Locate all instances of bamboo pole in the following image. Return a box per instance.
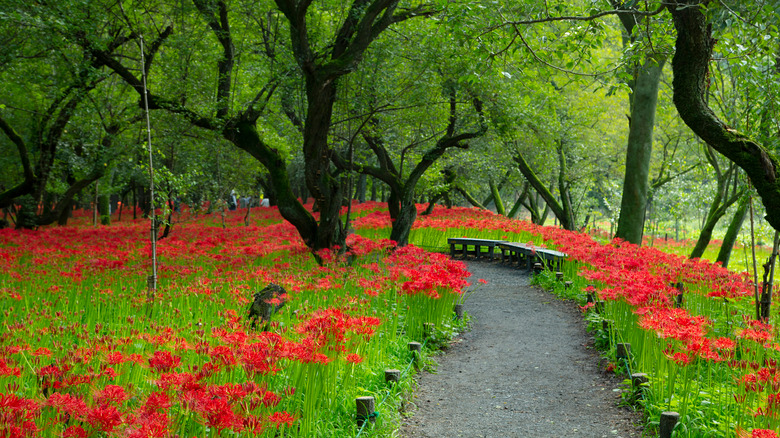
[750,197,759,320]
[140,36,158,314]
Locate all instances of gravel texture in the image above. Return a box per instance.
[400,259,644,438]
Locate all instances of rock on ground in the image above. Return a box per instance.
[400,259,644,438]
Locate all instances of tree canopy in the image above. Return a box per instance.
[2,0,780,259]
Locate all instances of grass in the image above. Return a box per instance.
[3,201,780,437]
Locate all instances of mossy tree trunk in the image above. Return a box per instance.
[614,56,666,244]
[667,1,780,232]
[513,141,575,230]
[690,148,744,259]
[716,195,749,268]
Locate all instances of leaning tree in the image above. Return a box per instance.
[80,0,435,255]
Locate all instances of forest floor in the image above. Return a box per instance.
[399,259,645,438]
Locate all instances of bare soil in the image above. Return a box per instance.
[400,259,645,438]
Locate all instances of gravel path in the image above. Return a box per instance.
[400,259,643,438]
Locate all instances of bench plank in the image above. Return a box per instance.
[447,238,505,260]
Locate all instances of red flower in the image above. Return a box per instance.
[148,350,181,373]
[62,425,88,438]
[0,358,21,377]
[93,384,129,406]
[752,429,779,438]
[143,391,171,413]
[267,411,296,428]
[48,392,88,421]
[86,404,124,433]
[346,353,363,364]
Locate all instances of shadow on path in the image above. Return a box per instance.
[400,260,643,438]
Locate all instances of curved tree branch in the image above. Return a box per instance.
[668,0,780,230]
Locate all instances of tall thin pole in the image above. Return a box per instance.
[750,196,759,320]
[140,36,157,312]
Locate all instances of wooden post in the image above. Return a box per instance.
[631,372,649,401]
[616,343,631,359]
[533,263,543,274]
[659,411,680,438]
[631,373,648,388]
[564,281,573,289]
[596,300,605,314]
[454,304,464,320]
[555,271,564,281]
[409,342,422,368]
[356,396,376,428]
[385,369,400,385]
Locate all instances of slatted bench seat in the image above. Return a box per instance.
[447,238,505,260]
[498,242,568,271]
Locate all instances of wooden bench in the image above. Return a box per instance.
[498,242,568,271]
[447,238,505,260]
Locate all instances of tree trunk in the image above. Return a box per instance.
[668,1,780,231]
[690,185,743,259]
[760,231,780,322]
[389,201,417,247]
[716,195,749,268]
[690,209,723,259]
[507,194,525,219]
[227,121,319,248]
[355,173,367,203]
[514,153,574,230]
[489,179,506,215]
[301,80,346,252]
[455,187,486,209]
[614,56,666,244]
[556,142,576,230]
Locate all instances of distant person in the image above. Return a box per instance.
[229,190,237,211]
[260,197,270,207]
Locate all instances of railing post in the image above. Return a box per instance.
[356,396,376,428]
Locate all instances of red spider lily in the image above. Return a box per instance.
[261,390,282,408]
[0,393,40,437]
[296,308,381,354]
[738,328,774,345]
[47,392,88,421]
[209,345,238,367]
[712,337,737,351]
[738,374,762,392]
[194,396,241,433]
[346,353,363,364]
[267,410,296,428]
[241,414,267,434]
[62,425,88,438]
[125,411,171,438]
[0,358,21,377]
[663,349,692,367]
[154,371,202,392]
[207,383,248,404]
[142,391,171,413]
[148,350,182,373]
[92,384,129,407]
[751,428,780,438]
[579,302,596,313]
[86,404,124,433]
